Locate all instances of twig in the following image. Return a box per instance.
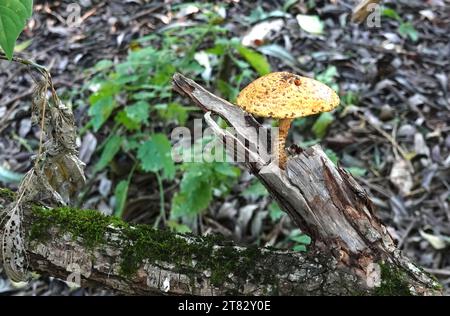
[358,113,413,169]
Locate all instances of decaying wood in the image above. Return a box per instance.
[0,191,369,295]
[0,74,442,296]
[172,73,441,295]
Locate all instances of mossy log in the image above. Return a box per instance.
[0,189,376,295]
[0,74,442,295]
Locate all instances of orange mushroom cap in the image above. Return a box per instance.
[236,72,340,119]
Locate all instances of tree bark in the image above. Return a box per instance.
[0,189,372,295]
[0,74,442,296]
[172,73,442,295]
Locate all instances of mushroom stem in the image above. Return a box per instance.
[277,118,293,169]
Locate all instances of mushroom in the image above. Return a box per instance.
[236,71,340,169]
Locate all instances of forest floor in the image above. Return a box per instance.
[0,0,449,295]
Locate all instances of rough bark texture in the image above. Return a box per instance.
[0,189,369,296]
[172,73,442,295]
[0,74,442,295]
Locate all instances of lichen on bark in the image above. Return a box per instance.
[28,205,283,292]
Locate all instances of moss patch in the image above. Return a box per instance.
[30,205,125,248]
[374,263,412,296]
[0,188,16,200]
[29,206,278,291]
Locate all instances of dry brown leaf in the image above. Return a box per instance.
[389,159,413,196]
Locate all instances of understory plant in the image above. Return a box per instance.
[84,3,271,229]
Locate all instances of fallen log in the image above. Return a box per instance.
[0,189,373,295]
[0,74,442,295]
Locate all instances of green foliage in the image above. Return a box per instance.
[85,3,274,223]
[171,161,240,218]
[342,91,359,107]
[0,0,33,60]
[236,44,271,76]
[382,7,419,42]
[398,22,418,42]
[114,180,129,218]
[381,8,402,21]
[242,180,268,199]
[315,65,338,92]
[289,229,311,252]
[346,166,367,177]
[0,165,23,184]
[325,149,339,165]
[268,201,284,222]
[94,135,123,172]
[312,112,334,139]
[137,134,175,180]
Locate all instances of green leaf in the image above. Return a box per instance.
[88,82,119,131]
[171,182,212,218]
[217,79,240,102]
[291,234,311,245]
[312,112,334,139]
[296,14,324,34]
[137,134,175,180]
[269,201,284,222]
[257,44,297,66]
[95,135,123,172]
[157,102,189,125]
[0,0,33,60]
[115,111,140,131]
[316,66,338,90]
[0,165,23,184]
[243,181,268,199]
[94,59,114,72]
[167,220,192,234]
[213,163,240,178]
[125,101,149,125]
[13,38,31,52]
[114,180,129,218]
[398,22,419,42]
[171,161,239,218]
[236,45,271,76]
[381,8,401,21]
[292,244,307,252]
[325,149,339,165]
[345,166,367,177]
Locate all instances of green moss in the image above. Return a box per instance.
[374,263,412,296]
[29,206,276,290]
[0,188,16,199]
[30,205,126,248]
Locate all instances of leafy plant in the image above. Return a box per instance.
[398,22,418,42]
[268,201,284,222]
[0,0,33,60]
[288,229,311,252]
[85,4,269,223]
[171,161,240,219]
[312,112,334,139]
[242,180,268,200]
[315,65,338,92]
[382,7,419,42]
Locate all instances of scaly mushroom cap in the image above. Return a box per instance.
[236,72,340,119]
